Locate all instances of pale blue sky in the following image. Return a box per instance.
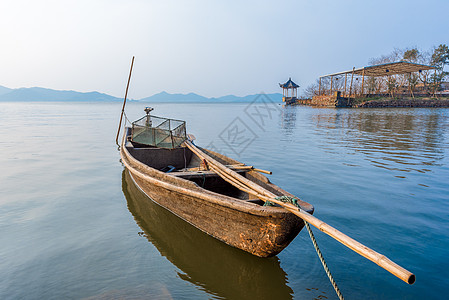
[1,0,448,98]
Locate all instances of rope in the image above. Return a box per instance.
[184,141,345,297]
[123,111,132,125]
[270,196,344,300]
[183,147,187,170]
[305,222,344,300]
[117,111,132,151]
[263,195,299,207]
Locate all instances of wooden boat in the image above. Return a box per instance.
[122,169,294,298]
[120,111,314,257]
[116,60,415,287]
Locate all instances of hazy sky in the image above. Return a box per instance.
[1,0,448,99]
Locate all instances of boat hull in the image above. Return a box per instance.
[122,169,295,298]
[120,132,314,257]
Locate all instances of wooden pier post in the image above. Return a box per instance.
[319,77,322,96]
[349,67,355,98]
[330,76,333,95]
[344,73,347,97]
[361,68,365,96]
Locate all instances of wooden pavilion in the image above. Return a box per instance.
[279,78,299,104]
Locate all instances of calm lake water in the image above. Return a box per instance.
[1,101,448,299]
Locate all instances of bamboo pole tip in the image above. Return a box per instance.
[407,274,416,285]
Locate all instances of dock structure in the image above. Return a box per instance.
[314,61,436,107]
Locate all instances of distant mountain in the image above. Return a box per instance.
[0,85,12,96]
[0,85,283,103]
[139,91,283,103]
[213,93,283,103]
[0,87,122,102]
[139,91,209,102]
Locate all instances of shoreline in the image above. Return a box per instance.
[355,97,449,108]
[288,94,449,108]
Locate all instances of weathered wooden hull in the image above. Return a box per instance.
[122,169,294,298]
[120,132,314,257]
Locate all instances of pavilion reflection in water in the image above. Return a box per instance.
[121,170,294,300]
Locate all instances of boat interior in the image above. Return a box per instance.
[124,128,280,205]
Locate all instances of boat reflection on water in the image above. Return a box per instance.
[122,170,294,299]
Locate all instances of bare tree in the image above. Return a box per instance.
[417,49,433,95]
[387,76,398,97]
[365,76,377,95]
[303,80,320,98]
[402,48,422,96]
[368,49,406,96]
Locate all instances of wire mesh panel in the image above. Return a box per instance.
[131,115,187,149]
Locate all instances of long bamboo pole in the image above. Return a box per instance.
[184,140,415,285]
[116,56,135,146]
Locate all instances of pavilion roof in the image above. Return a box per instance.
[319,61,436,78]
[279,77,299,88]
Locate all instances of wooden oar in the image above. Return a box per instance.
[227,165,272,175]
[183,164,272,175]
[184,140,415,285]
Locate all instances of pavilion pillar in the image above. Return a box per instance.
[409,73,415,99]
[361,69,365,96]
[349,67,355,98]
